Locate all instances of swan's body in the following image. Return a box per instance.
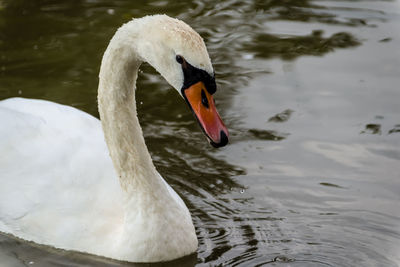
[0,15,228,262]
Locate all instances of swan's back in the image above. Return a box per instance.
[0,98,124,252]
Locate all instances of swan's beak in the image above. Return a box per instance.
[183,81,229,148]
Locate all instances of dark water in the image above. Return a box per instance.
[1,0,400,266]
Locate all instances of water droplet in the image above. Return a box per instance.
[240,189,245,194]
[140,101,143,105]
[107,9,114,15]
[242,54,254,60]
[29,262,34,265]
[18,90,22,95]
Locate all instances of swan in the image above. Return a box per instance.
[0,14,228,263]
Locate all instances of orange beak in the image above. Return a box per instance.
[183,82,229,147]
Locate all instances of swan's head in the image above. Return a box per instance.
[133,15,229,148]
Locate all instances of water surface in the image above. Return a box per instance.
[0,0,399,266]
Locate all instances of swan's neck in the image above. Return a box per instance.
[94,16,199,262]
[97,27,164,195]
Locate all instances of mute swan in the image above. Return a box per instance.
[0,15,228,263]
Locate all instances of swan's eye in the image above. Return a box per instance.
[201,89,209,108]
[176,55,184,64]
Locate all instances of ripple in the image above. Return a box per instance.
[388,124,400,134]
[361,123,382,134]
[319,182,344,189]
[268,109,294,123]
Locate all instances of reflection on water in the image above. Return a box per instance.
[0,233,197,267]
[268,109,293,122]
[244,30,360,60]
[389,125,400,134]
[361,123,382,135]
[1,0,400,266]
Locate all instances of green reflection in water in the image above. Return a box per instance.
[246,30,360,60]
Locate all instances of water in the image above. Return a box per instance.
[1,0,400,266]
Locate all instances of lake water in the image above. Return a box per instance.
[0,0,399,266]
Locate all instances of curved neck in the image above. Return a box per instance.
[97,27,162,194]
[93,17,199,261]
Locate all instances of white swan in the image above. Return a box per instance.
[0,15,228,263]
